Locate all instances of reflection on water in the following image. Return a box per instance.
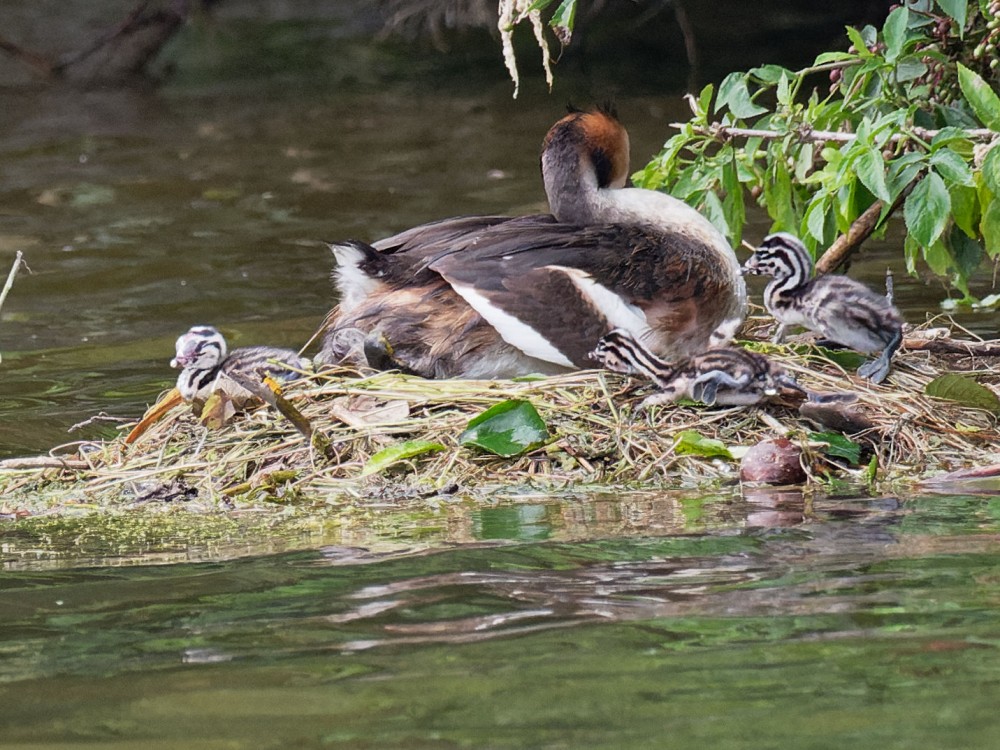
[0,491,999,748]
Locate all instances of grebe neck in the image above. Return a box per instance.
[540,107,630,225]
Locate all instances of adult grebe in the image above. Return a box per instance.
[317,106,747,378]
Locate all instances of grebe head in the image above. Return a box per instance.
[541,105,630,224]
[743,232,814,280]
[171,325,227,370]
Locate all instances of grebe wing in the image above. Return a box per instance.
[372,215,534,256]
[428,223,660,367]
[335,214,557,288]
[429,221,743,367]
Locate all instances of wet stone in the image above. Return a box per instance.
[739,437,807,485]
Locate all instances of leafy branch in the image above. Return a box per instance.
[497,0,701,96]
[635,0,1000,301]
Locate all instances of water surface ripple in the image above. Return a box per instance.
[1,491,999,748]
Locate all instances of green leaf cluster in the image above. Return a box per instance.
[634,0,1000,301]
[360,398,552,475]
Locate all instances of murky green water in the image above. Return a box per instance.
[2,490,1000,748]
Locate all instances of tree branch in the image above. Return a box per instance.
[0,250,25,317]
[673,122,999,144]
[903,335,1000,358]
[0,36,56,76]
[672,1,699,93]
[0,1,189,83]
[815,180,915,274]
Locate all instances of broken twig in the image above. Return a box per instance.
[0,250,26,365]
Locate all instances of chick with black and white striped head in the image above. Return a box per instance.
[591,328,852,408]
[170,325,305,404]
[590,328,787,407]
[743,233,903,384]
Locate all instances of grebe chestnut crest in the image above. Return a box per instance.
[318,106,747,378]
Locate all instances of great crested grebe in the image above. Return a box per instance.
[743,233,904,384]
[171,325,306,404]
[591,327,854,408]
[317,106,747,379]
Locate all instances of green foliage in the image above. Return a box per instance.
[459,399,550,457]
[634,0,1000,301]
[499,0,578,95]
[361,440,446,476]
[671,430,734,460]
[809,432,863,464]
[924,372,1000,412]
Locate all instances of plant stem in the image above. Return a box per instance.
[674,123,998,144]
[0,250,24,317]
[815,180,915,274]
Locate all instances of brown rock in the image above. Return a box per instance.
[739,438,807,485]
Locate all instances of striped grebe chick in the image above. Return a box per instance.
[591,328,791,407]
[591,327,854,409]
[743,233,904,384]
[171,325,305,404]
[317,105,747,379]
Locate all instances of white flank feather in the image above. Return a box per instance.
[445,282,575,367]
[546,265,650,336]
[331,243,381,314]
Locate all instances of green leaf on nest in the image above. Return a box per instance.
[672,430,734,460]
[788,343,867,370]
[361,440,446,476]
[925,374,1000,414]
[460,399,550,457]
[810,432,862,465]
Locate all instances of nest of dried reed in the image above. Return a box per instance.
[2,317,999,510]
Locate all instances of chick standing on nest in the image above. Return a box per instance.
[742,233,904,384]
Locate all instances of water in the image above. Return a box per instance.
[2,490,1000,748]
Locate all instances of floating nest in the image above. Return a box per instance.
[2,317,999,513]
